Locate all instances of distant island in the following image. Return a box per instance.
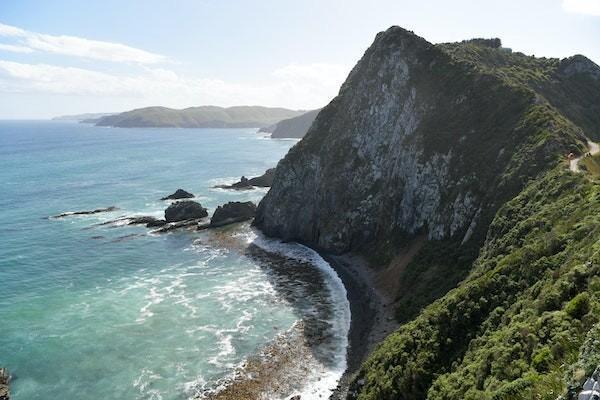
[259,108,321,138]
[52,113,116,123]
[92,106,304,128]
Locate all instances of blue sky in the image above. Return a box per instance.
[0,0,598,119]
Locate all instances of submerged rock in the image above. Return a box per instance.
[215,169,275,190]
[127,216,167,227]
[164,201,208,222]
[50,206,119,219]
[146,218,168,227]
[161,189,194,200]
[210,201,257,227]
[153,219,209,233]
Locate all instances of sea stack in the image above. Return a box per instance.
[164,201,208,222]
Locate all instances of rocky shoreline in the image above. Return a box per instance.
[320,253,399,400]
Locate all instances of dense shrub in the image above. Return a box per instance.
[352,168,600,400]
[565,293,591,319]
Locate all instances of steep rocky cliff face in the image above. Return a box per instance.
[255,27,585,256]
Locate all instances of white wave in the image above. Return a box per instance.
[133,368,164,400]
[208,331,236,368]
[207,176,239,187]
[212,274,277,313]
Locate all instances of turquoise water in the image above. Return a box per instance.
[0,121,349,400]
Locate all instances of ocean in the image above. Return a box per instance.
[0,121,350,400]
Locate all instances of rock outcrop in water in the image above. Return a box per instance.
[210,201,256,227]
[161,189,194,200]
[215,169,275,190]
[164,201,208,222]
[127,216,167,227]
[50,206,119,219]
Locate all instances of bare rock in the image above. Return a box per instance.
[164,201,208,222]
[210,201,257,227]
[127,216,167,227]
[215,169,275,190]
[161,189,194,200]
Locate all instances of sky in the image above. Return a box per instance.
[0,0,598,119]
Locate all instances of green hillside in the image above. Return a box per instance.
[95,105,303,128]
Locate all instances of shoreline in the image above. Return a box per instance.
[319,253,399,400]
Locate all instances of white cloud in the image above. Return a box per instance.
[0,22,166,64]
[0,23,350,114]
[563,0,600,16]
[0,43,33,53]
[0,60,351,110]
[0,24,25,36]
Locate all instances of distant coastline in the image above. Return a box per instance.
[92,105,304,129]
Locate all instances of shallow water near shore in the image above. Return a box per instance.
[0,121,350,400]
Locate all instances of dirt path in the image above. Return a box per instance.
[570,141,600,173]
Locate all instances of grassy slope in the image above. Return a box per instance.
[351,41,600,399]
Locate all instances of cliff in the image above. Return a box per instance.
[255,27,586,255]
[94,106,302,128]
[254,26,600,399]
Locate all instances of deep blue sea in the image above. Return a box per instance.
[0,121,350,400]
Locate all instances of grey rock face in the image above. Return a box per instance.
[255,26,567,254]
[164,201,208,222]
[210,201,256,227]
[255,27,471,253]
